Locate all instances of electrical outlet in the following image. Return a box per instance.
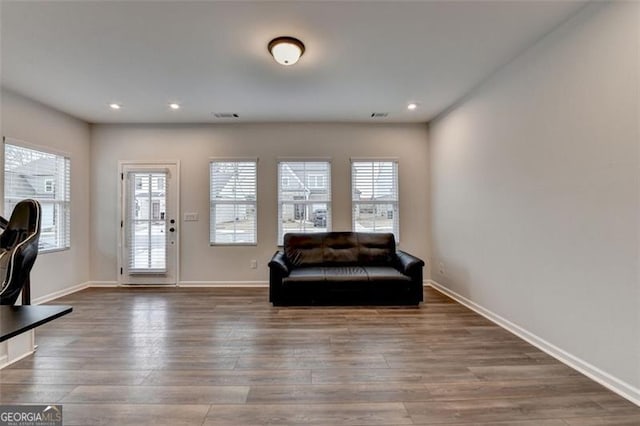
[184,213,199,222]
[250,259,257,269]
[438,262,445,276]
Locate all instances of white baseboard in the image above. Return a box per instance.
[427,279,640,407]
[32,281,90,305]
[88,281,269,288]
[178,281,269,287]
[0,349,35,369]
[87,281,119,287]
[29,280,273,300]
[0,341,6,363]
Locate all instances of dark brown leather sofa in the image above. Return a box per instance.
[268,232,425,306]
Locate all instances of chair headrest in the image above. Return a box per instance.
[6,199,41,234]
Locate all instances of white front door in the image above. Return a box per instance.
[120,163,179,285]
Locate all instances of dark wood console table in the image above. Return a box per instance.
[1,305,72,342]
[0,305,72,367]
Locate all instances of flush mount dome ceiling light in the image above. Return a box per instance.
[268,36,305,66]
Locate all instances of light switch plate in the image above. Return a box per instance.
[184,213,199,222]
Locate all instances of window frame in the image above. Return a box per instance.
[277,159,332,245]
[209,158,258,246]
[3,137,71,253]
[350,158,399,241]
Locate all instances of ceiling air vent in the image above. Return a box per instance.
[213,113,239,118]
[370,112,388,118]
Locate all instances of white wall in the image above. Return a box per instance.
[429,1,640,397]
[1,89,91,300]
[90,123,430,283]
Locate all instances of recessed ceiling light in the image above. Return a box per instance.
[169,103,180,110]
[407,103,418,111]
[109,103,121,110]
[268,36,305,66]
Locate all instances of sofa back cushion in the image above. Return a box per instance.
[323,232,359,265]
[357,233,396,265]
[283,232,395,267]
[284,233,325,267]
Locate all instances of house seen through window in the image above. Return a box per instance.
[4,141,71,252]
[210,160,257,244]
[351,160,399,240]
[278,161,331,244]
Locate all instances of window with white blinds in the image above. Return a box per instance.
[278,161,331,244]
[4,142,71,252]
[210,160,257,244]
[126,171,167,272]
[351,160,399,240]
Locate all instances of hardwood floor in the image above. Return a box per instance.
[1,287,638,425]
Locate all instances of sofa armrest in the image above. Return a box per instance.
[268,251,290,304]
[396,250,425,276]
[268,251,290,276]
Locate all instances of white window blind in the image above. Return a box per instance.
[351,160,399,240]
[126,171,167,273]
[278,161,331,244]
[4,142,71,252]
[210,160,257,244]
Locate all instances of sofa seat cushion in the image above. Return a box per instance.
[363,266,411,282]
[283,266,409,284]
[325,266,368,282]
[283,267,325,283]
[284,266,370,284]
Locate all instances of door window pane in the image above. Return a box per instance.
[127,172,167,272]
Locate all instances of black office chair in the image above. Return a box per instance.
[0,199,42,305]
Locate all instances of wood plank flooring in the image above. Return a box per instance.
[1,287,638,425]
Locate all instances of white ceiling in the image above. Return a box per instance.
[0,1,586,124]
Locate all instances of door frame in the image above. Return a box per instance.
[117,160,181,285]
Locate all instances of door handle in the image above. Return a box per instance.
[169,227,176,233]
